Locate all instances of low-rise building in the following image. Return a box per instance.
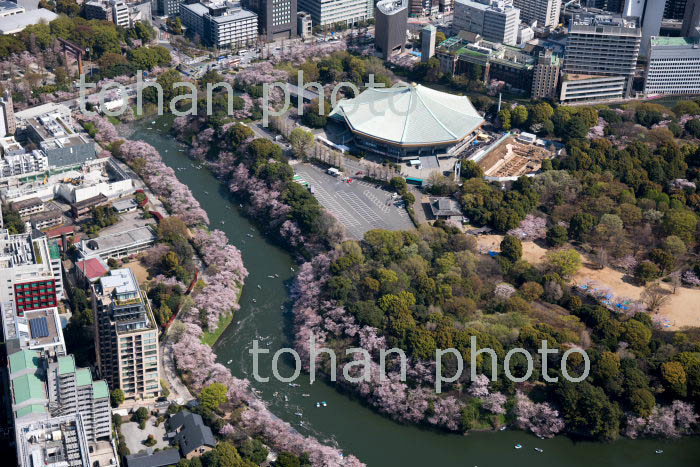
[77,225,157,260]
[71,193,109,219]
[11,197,44,218]
[168,411,217,459]
[428,197,463,220]
[0,7,57,34]
[30,209,63,230]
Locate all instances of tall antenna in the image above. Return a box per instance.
[497,93,502,114]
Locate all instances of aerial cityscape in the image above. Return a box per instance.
[0,0,700,465]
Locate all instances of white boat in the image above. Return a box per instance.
[294,412,303,416]
[655,450,664,454]
[302,394,310,397]
[227,359,232,364]
[204,191,209,195]
[257,285,262,289]
[267,275,275,278]
[514,444,523,450]
[316,402,321,408]
[252,299,257,303]
[534,448,543,453]
[321,401,327,407]
[274,274,279,278]
[499,426,506,431]
[247,234,254,238]
[288,383,300,387]
[284,395,288,402]
[151,121,156,124]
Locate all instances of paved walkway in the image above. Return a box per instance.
[160,337,195,404]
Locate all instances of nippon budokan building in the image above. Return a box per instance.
[331,83,484,161]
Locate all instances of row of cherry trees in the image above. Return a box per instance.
[168,322,362,466]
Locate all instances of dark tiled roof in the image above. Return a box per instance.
[168,410,216,456]
[125,448,181,467]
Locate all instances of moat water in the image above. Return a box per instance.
[131,115,700,466]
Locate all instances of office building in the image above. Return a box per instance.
[453,0,520,46]
[180,1,258,48]
[84,0,112,21]
[246,0,297,40]
[623,0,664,56]
[513,0,560,28]
[92,268,160,401]
[644,36,700,95]
[15,103,97,170]
[0,89,16,137]
[156,0,184,16]
[297,10,312,38]
[664,0,687,20]
[422,24,437,62]
[297,0,373,27]
[531,49,560,98]
[683,0,700,37]
[563,14,640,97]
[374,0,408,59]
[559,74,628,102]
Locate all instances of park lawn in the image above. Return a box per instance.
[201,312,234,347]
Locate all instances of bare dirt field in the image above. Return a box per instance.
[474,234,700,329]
[478,136,553,178]
[123,260,150,284]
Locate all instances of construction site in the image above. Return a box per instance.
[477,134,554,178]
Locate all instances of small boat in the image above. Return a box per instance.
[252,299,257,303]
[226,359,232,364]
[294,412,303,417]
[655,450,664,454]
[534,448,543,453]
[246,234,254,238]
[316,402,321,408]
[257,284,262,289]
[204,191,209,195]
[288,383,300,387]
[284,395,288,402]
[290,267,295,272]
[321,401,327,407]
[274,273,279,278]
[267,275,275,278]
[514,444,523,450]
[240,204,243,208]
[302,394,310,397]
[151,121,156,124]
[499,426,507,431]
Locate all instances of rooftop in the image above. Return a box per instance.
[75,257,109,281]
[92,380,109,399]
[99,268,139,296]
[79,225,156,258]
[332,84,484,146]
[9,349,40,375]
[57,355,76,376]
[376,0,408,15]
[125,448,181,467]
[650,36,700,47]
[12,372,47,405]
[76,368,92,386]
[0,8,56,34]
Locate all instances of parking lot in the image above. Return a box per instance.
[294,164,414,240]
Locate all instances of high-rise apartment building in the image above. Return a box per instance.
[563,14,641,97]
[531,49,560,98]
[297,0,373,27]
[246,0,297,40]
[513,0,560,28]
[623,0,664,56]
[453,0,520,46]
[92,268,161,401]
[7,349,116,466]
[375,0,408,59]
[644,36,700,95]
